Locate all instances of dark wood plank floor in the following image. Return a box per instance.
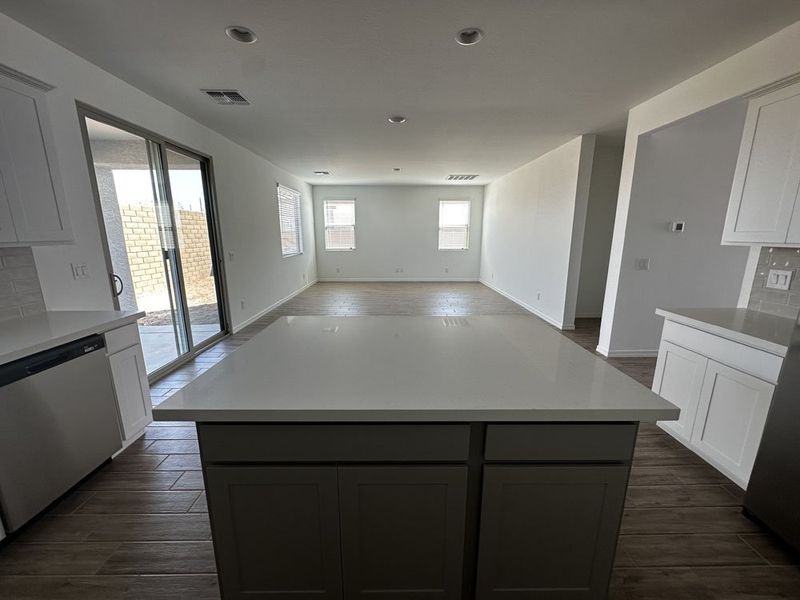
[1,283,797,599]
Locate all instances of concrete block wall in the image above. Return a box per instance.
[176,210,214,284]
[119,206,213,299]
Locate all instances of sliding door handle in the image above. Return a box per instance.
[111,273,124,297]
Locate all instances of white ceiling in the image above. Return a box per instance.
[2,0,799,185]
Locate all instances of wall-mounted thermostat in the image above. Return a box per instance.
[670,221,686,232]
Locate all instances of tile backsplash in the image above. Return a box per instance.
[748,246,800,320]
[0,247,45,321]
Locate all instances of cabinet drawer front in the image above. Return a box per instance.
[105,323,141,355]
[661,320,783,383]
[198,424,471,463]
[484,423,637,462]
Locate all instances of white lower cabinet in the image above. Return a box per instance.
[106,325,152,443]
[690,361,774,487]
[654,321,780,488]
[653,341,708,445]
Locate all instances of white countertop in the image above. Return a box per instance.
[0,310,144,365]
[655,308,795,356]
[154,315,678,423]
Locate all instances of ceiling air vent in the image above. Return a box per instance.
[446,174,479,181]
[202,89,250,106]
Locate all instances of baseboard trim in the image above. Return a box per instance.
[479,279,570,330]
[317,277,480,283]
[233,279,318,332]
[596,345,659,358]
[575,312,602,319]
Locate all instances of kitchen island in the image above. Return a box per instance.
[155,315,678,600]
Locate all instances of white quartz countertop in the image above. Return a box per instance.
[154,315,679,423]
[655,308,795,356]
[0,310,144,365]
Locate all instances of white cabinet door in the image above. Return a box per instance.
[786,184,800,244]
[0,75,71,244]
[653,341,708,444]
[690,360,774,487]
[722,82,800,245]
[0,176,16,243]
[108,345,152,440]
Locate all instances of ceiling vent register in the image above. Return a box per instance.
[446,174,479,181]
[202,89,251,105]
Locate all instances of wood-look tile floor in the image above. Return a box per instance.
[1,283,797,599]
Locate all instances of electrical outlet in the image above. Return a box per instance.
[70,263,89,280]
[240,298,246,310]
[766,269,792,291]
[635,258,651,271]
[228,251,235,262]
[444,267,449,273]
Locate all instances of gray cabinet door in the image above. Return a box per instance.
[205,466,343,600]
[475,465,628,600]
[338,465,468,600]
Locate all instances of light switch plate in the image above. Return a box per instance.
[766,269,792,291]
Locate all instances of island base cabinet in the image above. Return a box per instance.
[338,466,467,600]
[475,465,628,599]
[206,465,468,600]
[205,466,344,600]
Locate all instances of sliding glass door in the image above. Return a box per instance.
[81,110,227,377]
[163,148,224,347]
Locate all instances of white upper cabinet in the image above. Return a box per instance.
[722,81,800,246]
[0,72,72,245]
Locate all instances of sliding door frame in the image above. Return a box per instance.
[76,101,231,383]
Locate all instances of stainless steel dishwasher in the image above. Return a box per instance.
[0,334,122,532]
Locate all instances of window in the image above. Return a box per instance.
[324,199,356,250]
[438,199,470,250]
[277,184,303,257]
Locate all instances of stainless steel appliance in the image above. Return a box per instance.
[744,314,800,551]
[0,335,121,532]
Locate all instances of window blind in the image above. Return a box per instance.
[438,200,470,250]
[277,184,303,257]
[324,199,356,250]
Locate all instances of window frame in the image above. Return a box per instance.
[323,197,357,251]
[276,183,304,258]
[437,199,471,251]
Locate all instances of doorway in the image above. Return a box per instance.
[79,106,228,379]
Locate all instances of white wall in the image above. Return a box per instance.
[599,100,750,355]
[0,12,316,331]
[600,20,800,354]
[480,135,596,329]
[313,186,483,281]
[575,144,624,318]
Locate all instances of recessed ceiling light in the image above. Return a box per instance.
[225,25,258,44]
[388,116,407,124]
[313,171,330,176]
[455,27,483,46]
